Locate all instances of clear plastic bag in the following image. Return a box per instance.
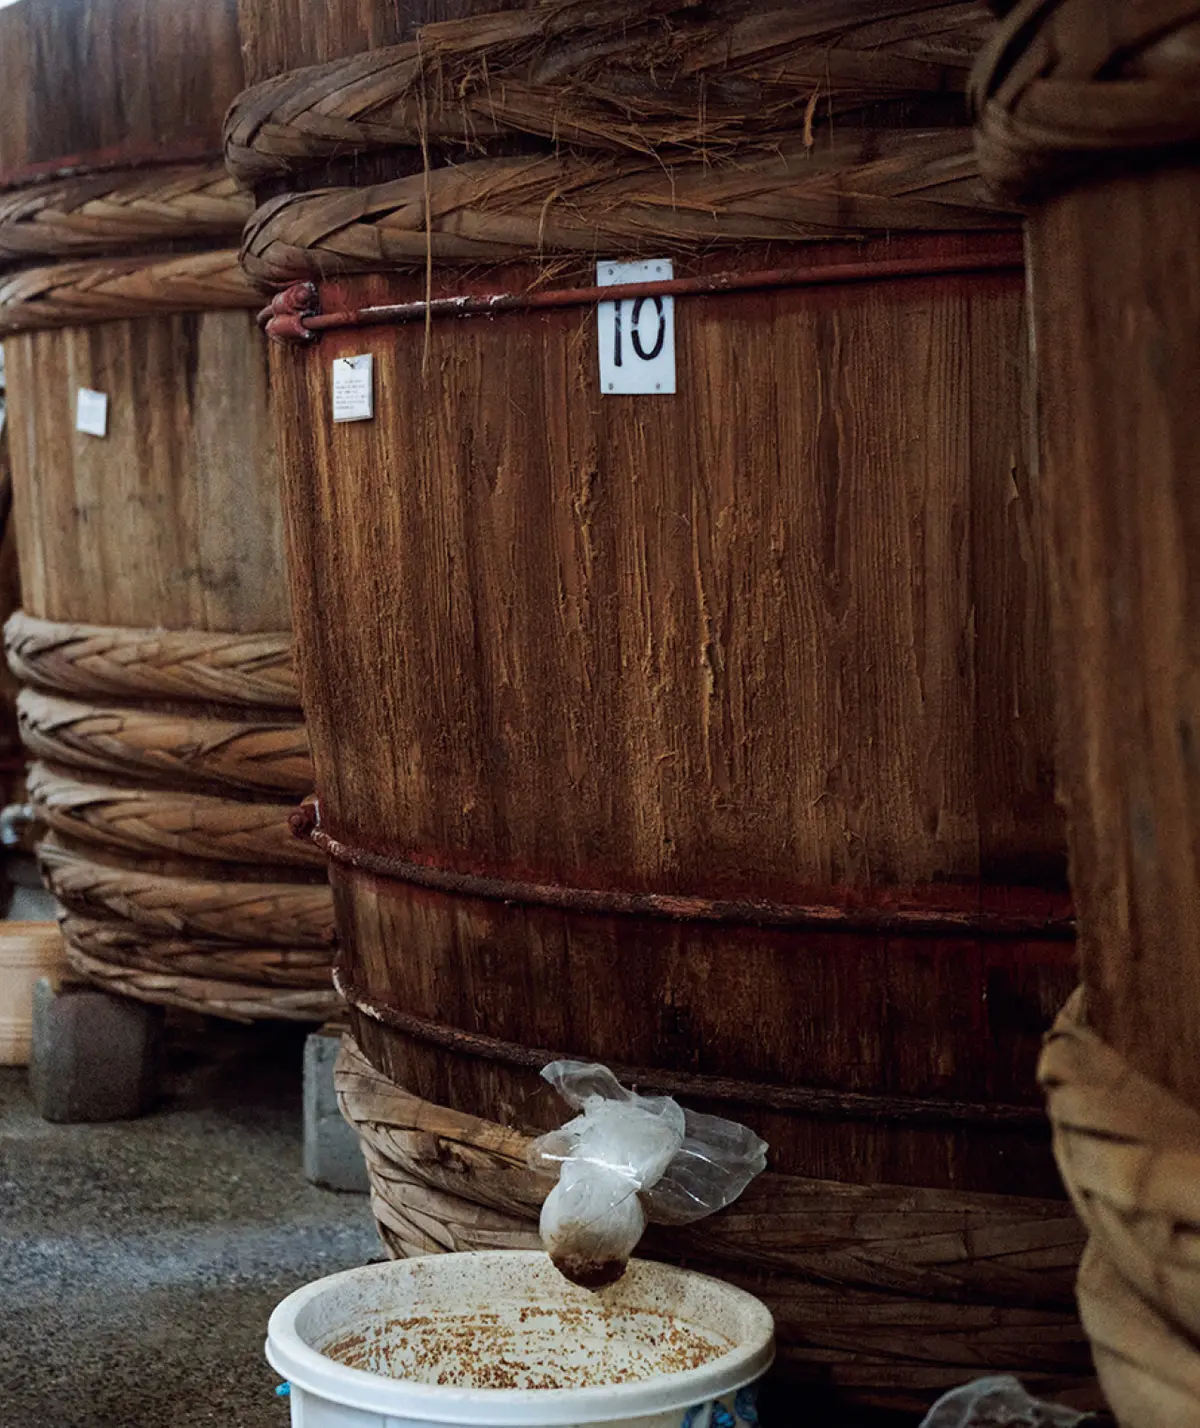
[530,1060,768,1288]
[918,1377,1090,1428]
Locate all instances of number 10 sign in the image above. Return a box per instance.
[597,259,676,395]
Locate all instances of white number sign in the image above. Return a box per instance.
[597,260,676,395]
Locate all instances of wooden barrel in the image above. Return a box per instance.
[0,0,335,1021]
[232,0,1084,1405]
[975,6,1200,1424]
[268,235,1075,1191]
[0,0,243,185]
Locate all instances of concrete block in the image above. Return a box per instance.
[30,977,161,1122]
[304,1031,369,1193]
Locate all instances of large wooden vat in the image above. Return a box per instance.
[0,0,335,1020]
[267,237,1074,1190]
[975,5,1200,1424]
[232,0,1088,1406]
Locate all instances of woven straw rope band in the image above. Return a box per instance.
[39,837,334,948]
[64,941,339,1023]
[0,250,261,333]
[4,612,301,709]
[1040,990,1200,1427]
[241,131,1012,285]
[971,0,1200,202]
[333,1033,1092,1397]
[27,764,325,870]
[17,689,314,798]
[225,0,993,185]
[0,164,251,262]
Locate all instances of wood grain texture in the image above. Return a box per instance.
[17,689,314,796]
[0,0,244,183]
[5,310,288,630]
[5,613,300,709]
[40,836,334,946]
[274,235,1069,1192]
[237,0,531,84]
[27,764,322,870]
[1030,169,1200,1110]
[337,1035,1093,1412]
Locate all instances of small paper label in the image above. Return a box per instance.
[332,355,374,422]
[597,259,676,396]
[75,388,108,437]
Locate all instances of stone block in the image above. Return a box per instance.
[304,1030,369,1193]
[30,976,161,1122]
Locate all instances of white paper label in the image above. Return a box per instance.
[75,388,108,437]
[597,260,675,395]
[331,355,374,422]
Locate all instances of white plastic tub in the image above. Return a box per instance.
[266,1250,774,1428]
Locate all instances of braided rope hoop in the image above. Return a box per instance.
[39,837,334,947]
[27,763,324,869]
[5,612,301,709]
[1040,991,1200,1427]
[61,911,332,988]
[0,249,261,334]
[17,688,314,797]
[971,0,1200,202]
[225,0,993,186]
[333,1034,1091,1401]
[63,941,339,1023]
[240,130,1011,285]
[0,165,251,261]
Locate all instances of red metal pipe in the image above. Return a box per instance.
[261,240,1025,343]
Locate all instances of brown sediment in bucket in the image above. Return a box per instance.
[321,1304,729,1390]
[550,1253,627,1292]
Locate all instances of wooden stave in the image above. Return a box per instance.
[237,0,542,86]
[0,0,244,185]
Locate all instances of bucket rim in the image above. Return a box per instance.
[265,1250,775,1424]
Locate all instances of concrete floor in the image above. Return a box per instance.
[0,1018,379,1428]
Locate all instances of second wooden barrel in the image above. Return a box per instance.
[0,0,334,1020]
[269,230,1074,1193]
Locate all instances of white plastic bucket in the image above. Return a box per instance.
[266,1250,774,1428]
